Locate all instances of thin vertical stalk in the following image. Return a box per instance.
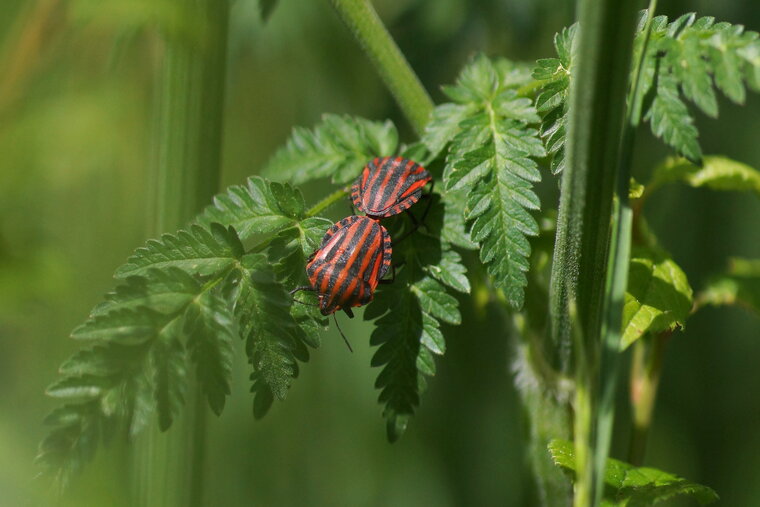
[135,1,230,506]
[628,332,667,466]
[328,0,434,136]
[549,0,639,504]
[595,0,660,486]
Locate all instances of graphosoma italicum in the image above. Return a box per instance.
[304,215,392,317]
[351,157,432,219]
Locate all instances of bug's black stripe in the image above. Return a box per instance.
[358,158,432,216]
[366,157,398,211]
[330,218,380,303]
[323,217,373,307]
[377,225,392,281]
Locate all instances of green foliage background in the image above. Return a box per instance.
[0,0,758,505]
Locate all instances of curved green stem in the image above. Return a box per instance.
[329,0,434,136]
[306,187,350,217]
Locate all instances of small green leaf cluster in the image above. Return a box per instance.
[638,13,760,161]
[621,154,760,349]
[549,439,719,505]
[533,13,760,168]
[533,24,576,175]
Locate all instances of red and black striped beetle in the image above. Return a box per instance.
[351,157,432,219]
[298,215,392,318]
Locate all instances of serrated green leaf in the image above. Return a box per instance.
[697,258,760,315]
[266,217,331,345]
[622,247,693,349]
[636,14,760,158]
[424,249,471,294]
[650,156,760,196]
[59,342,147,377]
[227,253,313,415]
[365,225,464,440]
[72,307,166,344]
[115,223,243,279]
[533,24,576,175]
[196,177,304,242]
[151,320,187,431]
[671,36,718,117]
[435,56,544,308]
[36,402,103,488]
[94,268,201,317]
[439,189,478,250]
[421,103,474,159]
[645,73,702,162]
[185,291,235,416]
[126,372,154,437]
[548,439,719,505]
[46,376,113,401]
[262,114,398,185]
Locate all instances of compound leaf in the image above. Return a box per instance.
[262,114,398,185]
[196,177,305,241]
[115,223,243,279]
[366,222,466,441]
[185,291,236,416]
[226,253,313,417]
[637,14,760,161]
[427,55,545,309]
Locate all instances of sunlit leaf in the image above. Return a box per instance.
[622,247,693,349]
[262,114,398,185]
[549,439,719,505]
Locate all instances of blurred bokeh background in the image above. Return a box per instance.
[1,0,758,505]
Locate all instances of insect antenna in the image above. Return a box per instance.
[289,285,315,295]
[333,313,353,353]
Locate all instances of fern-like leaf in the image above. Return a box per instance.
[262,114,399,185]
[425,55,545,308]
[225,253,313,418]
[115,223,243,279]
[40,262,240,481]
[533,24,576,175]
[185,291,235,415]
[639,13,760,161]
[365,221,467,441]
[150,323,187,431]
[267,217,332,346]
[196,177,306,241]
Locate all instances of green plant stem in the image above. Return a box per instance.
[306,187,349,217]
[595,0,659,501]
[135,1,230,506]
[329,0,434,136]
[548,0,640,504]
[628,332,668,466]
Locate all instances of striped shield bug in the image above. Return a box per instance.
[351,157,432,219]
[293,215,392,318]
